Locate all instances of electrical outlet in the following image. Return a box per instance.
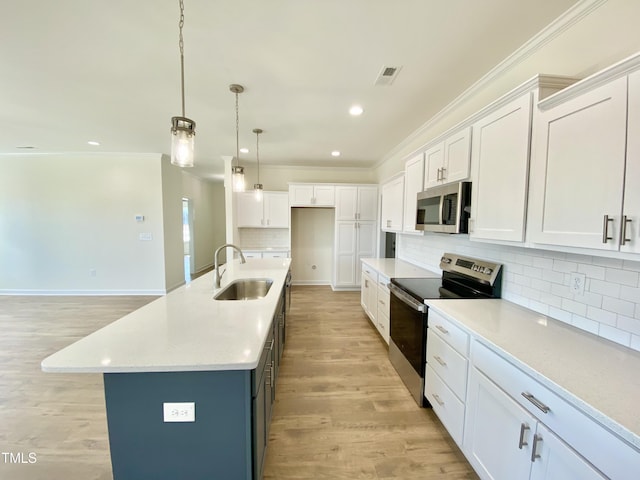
[163,402,195,423]
[570,272,586,295]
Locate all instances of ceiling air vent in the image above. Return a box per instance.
[374,65,402,86]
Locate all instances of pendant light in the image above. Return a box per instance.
[170,0,196,167]
[253,128,264,201]
[230,84,246,192]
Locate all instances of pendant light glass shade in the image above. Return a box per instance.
[171,117,195,167]
[253,183,263,201]
[170,0,195,168]
[232,166,245,192]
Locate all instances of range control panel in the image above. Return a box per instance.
[440,253,502,285]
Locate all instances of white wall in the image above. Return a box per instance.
[290,208,334,284]
[375,0,640,182]
[0,153,167,294]
[182,173,226,273]
[161,155,185,291]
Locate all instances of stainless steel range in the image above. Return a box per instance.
[388,253,502,407]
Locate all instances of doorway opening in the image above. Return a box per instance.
[182,197,195,283]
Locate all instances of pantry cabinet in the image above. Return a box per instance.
[236,191,289,228]
[335,185,378,221]
[423,127,471,189]
[403,154,424,234]
[380,175,404,232]
[334,220,376,287]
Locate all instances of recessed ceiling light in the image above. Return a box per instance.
[240,148,249,154]
[88,141,100,146]
[349,105,364,116]
[331,151,341,157]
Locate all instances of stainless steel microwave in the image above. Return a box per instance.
[416,181,471,233]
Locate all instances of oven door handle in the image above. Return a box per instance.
[389,284,426,313]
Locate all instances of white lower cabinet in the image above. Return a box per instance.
[360,263,390,344]
[376,279,390,344]
[462,340,637,480]
[360,269,377,323]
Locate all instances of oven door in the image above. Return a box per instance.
[389,284,427,375]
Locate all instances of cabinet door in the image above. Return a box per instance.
[264,192,289,228]
[252,373,267,480]
[356,221,376,281]
[357,186,378,221]
[443,126,471,184]
[381,176,404,232]
[403,154,425,233]
[470,93,532,242]
[313,185,335,206]
[528,77,627,250]
[623,70,640,253]
[464,366,536,480]
[424,142,445,189]
[236,192,264,227]
[360,271,377,322]
[529,422,606,480]
[335,221,357,286]
[289,184,313,206]
[335,186,358,220]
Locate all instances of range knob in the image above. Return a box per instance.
[484,267,493,275]
[441,256,452,264]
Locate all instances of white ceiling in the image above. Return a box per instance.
[1,0,580,180]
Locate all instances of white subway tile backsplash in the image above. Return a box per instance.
[589,279,621,298]
[617,315,640,336]
[561,298,587,316]
[553,259,578,273]
[605,268,639,287]
[571,315,599,334]
[598,324,631,346]
[586,306,617,327]
[398,234,640,352]
[602,296,636,317]
[577,263,606,280]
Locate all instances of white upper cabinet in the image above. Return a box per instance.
[335,185,378,221]
[289,184,335,207]
[381,175,404,232]
[528,76,628,250]
[470,93,533,242]
[403,154,424,234]
[236,191,289,228]
[424,127,471,189]
[623,69,640,253]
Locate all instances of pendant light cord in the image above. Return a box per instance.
[178,0,186,118]
[256,130,260,184]
[235,92,240,166]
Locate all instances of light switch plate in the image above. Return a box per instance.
[163,402,195,422]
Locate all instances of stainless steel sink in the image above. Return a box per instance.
[214,278,273,301]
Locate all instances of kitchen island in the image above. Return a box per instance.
[42,258,292,480]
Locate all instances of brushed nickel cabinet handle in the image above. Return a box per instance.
[432,393,445,406]
[531,434,542,463]
[441,167,447,180]
[602,215,614,243]
[621,215,632,245]
[435,325,449,335]
[434,355,447,367]
[518,423,530,449]
[521,392,550,414]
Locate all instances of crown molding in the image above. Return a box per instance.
[377,0,608,167]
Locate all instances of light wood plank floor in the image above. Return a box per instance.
[264,286,477,479]
[0,287,477,479]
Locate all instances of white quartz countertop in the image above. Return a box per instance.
[361,258,440,279]
[41,258,291,374]
[425,298,640,449]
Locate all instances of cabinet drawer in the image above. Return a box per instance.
[429,310,469,356]
[377,283,390,317]
[472,340,640,480]
[425,364,465,446]
[361,264,378,280]
[426,329,468,401]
